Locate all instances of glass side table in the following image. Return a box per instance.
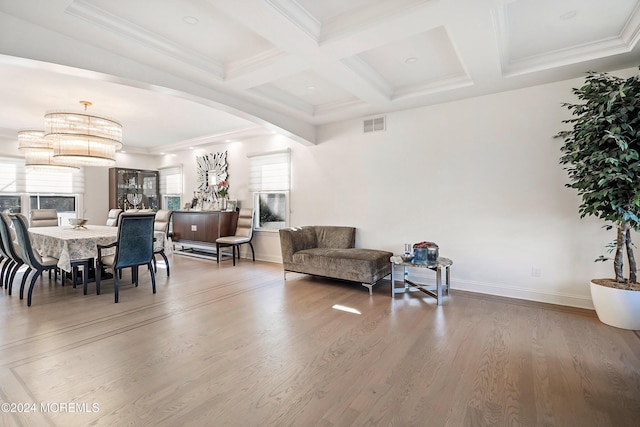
[390,257,453,305]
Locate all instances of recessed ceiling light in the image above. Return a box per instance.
[183,16,199,25]
[405,57,418,64]
[307,86,316,90]
[560,10,578,20]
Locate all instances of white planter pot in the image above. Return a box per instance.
[590,281,640,330]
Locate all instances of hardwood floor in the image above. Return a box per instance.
[1,254,639,427]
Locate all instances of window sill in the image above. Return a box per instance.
[254,228,282,234]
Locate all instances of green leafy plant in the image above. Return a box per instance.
[556,69,640,283]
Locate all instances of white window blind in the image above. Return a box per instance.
[0,158,22,192]
[159,165,182,195]
[248,150,290,191]
[27,168,84,194]
[0,157,83,194]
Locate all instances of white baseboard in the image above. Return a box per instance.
[398,268,594,310]
[249,253,282,264]
[453,278,594,310]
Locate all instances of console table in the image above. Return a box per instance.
[172,210,238,256]
[390,257,453,305]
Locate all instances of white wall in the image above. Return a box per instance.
[285,72,639,309]
[108,68,639,309]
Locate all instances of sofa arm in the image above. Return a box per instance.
[279,226,318,263]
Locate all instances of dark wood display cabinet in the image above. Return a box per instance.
[109,168,160,211]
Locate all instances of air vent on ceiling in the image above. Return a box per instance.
[363,116,386,133]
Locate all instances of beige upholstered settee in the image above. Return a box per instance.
[279,226,392,295]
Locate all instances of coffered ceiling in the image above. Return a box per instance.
[0,0,638,152]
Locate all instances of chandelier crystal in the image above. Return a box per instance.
[44,101,123,167]
[18,130,79,170]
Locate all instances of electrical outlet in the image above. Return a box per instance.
[532,267,542,277]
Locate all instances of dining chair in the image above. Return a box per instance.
[106,208,123,226]
[0,212,27,295]
[0,234,8,288]
[0,213,12,284]
[0,212,29,296]
[152,209,172,276]
[215,208,255,266]
[10,214,60,306]
[29,209,59,227]
[96,212,156,303]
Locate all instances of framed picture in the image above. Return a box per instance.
[227,200,237,212]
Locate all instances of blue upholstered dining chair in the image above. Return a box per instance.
[95,212,156,303]
[10,214,60,306]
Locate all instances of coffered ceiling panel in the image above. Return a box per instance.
[356,27,469,98]
[81,0,274,65]
[0,0,638,150]
[253,70,358,114]
[495,0,640,75]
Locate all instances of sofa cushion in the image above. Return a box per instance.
[292,248,392,284]
[315,226,355,249]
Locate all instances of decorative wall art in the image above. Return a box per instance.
[196,151,228,196]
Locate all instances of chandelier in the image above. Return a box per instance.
[44,100,122,167]
[18,130,79,171]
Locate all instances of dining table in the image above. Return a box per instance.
[28,225,120,273]
[28,225,165,272]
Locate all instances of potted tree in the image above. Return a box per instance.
[557,69,640,330]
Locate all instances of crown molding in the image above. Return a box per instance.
[340,56,393,100]
[250,85,314,116]
[392,73,474,100]
[263,0,321,43]
[225,47,287,80]
[313,97,366,116]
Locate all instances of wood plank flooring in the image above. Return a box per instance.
[1,254,639,427]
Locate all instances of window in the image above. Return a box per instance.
[248,150,290,230]
[159,165,182,210]
[164,196,181,210]
[30,195,76,211]
[0,156,84,218]
[255,192,287,230]
[0,195,21,213]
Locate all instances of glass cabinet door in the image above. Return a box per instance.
[111,168,159,211]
